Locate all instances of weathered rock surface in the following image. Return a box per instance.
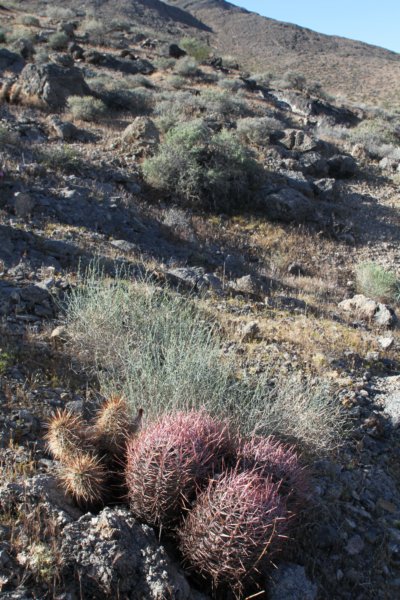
[18,63,91,108]
[269,563,317,600]
[122,116,160,149]
[339,295,397,328]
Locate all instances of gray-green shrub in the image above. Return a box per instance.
[48,31,69,50]
[180,37,210,62]
[64,264,347,454]
[67,96,107,121]
[236,116,283,146]
[356,262,400,303]
[143,119,263,212]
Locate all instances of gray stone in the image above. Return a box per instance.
[18,63,91,109]
[280,129,319,152]
[110,239,137,253]
[13,192,35,218]
[241,320,261,341]
[346,534,365,555]
[378,336,394,350]
[313,178,338,200]
[231,274,270,297]
[384,391,400,426]
[262,187,316,223]
[60,507,199,599]
[339,295,397,328]
[299,152,329,177]
[0,48,24,73]
[122,117,160,147]
[47,115,81,141]
[269,563,317,600]
[327,154,357,178]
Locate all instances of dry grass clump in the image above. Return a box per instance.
[356,262,400,303]
[64,264,348,455]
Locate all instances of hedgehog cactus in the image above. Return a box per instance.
[125,410,234,530]
[45,409,87,461]
[178,469,288,596]
[58,451,106,507]
[91,396,135,456]
[237,435,309,514]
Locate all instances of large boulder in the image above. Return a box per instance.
[280,129,319,153]
[327,154,357,178]
[18,63,91,109]
[0,48,24,73]
[339,294,397,328]
[122,116,160,149]
[270,90,360,126]
[60,507,203,599]
[261,187,317,223]
[83,50,154,74]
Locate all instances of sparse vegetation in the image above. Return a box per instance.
[180,36,210,62]
[48,31,69,51]
[236,116,283,147]
[67,96,107,122]
[356,262,400,303]
[46,6,75,20]
[19,15,40,27]
[143,120,262,212]
[173,57,200,78]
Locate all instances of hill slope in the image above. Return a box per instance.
[168,0,400,106]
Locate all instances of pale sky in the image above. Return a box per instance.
[229,1,400,53]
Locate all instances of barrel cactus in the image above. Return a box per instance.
[125,410,234,530]
[237,435,309,514]
[178,469,288,596]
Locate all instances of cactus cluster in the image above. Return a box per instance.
[125,410,234,530]
[46,397,142,508]
[124,411,308,597]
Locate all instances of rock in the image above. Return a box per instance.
[379,156,399,172]
[280,129,319,152]
[0,48,24,73]
[83,50,154,75]
[339,295,397,328]
[262,187,316,223]
[345,534,365,555]
[110,239,137,253]
[50,325,67,340]
[12,38,35,60]
[378,336,394,350]
[384,391,400,426]
[46,115,82,141]
[265,296,307,311]
[60,507,198,599]
[122,117,160,149]
[57,21,76,38]
[313,178,338,201]
[299,152,329,177]
[50,52,74,68]
[270,90,360,125]
[166,267,221,291]
[67,41,84,60]
[327,154,357,178]
[169,43,186,59]
[18,63,91,109]
[269,563,317,600]
[13,192,35,218]
[231,274,270,298]
[240,321,260,342]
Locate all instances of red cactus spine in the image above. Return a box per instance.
[125,410,234,530]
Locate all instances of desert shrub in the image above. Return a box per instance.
[250,72,274,87]
[356,262,400,303]
[65,264,347,454]
[83,19,106,44]
[143,120,262,212]
[89,75,154,112]
[218,77,243,92]
[168,75,186,89]
[174,57,200,78]
[34,48,49,64]
[48,31,69,50]
[180,36,210,62]
[46,7,75,20]
[109,19,131,32]
[37,145,82,173]
[237,116,283,146]
[153,57,176,71]
[154,91,200,132]
[200,89,250,118]
[67,96,107,121]
[20,15,40,27]
[221,55,239,69]
[348,117,400,149]
[278,71,307,91]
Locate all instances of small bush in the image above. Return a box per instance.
[46,7,75,20]
[356,262,400,303]
[20,15,40,27]
[174,57,200,78]
[143,120,262,212]
[180,37,210,62]
[250,72,274,88]
[67,96,107,122]
[168,75,186,89]
[37,145,82,173]
[89,76,153,113]
[154,91,200,132]
[218,77,243,92]
[153,57,176,71]
[221,55,240,69]
[200,89,250,118]
[237,116,283,147]
[83,18,106,44]
[278,71,307,91]
[348,117,400,149]
[48,31,69,50]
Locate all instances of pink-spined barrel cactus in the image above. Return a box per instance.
[125,410,234,530]
[178,468,288,596]
[237,435,309,515]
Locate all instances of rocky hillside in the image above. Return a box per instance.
[169,0,400,106]
[0,2,400,599]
